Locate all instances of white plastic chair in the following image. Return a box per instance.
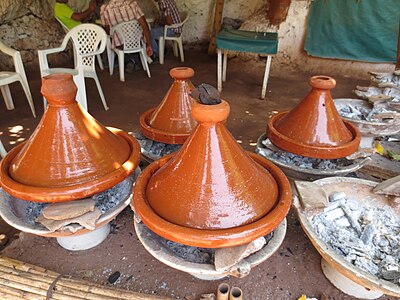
[38,24,109,111]
[55,17,105,71]
[0,41,36,117]
[0,139,7,158]
[159,12,189,65]
[109,20,151,81]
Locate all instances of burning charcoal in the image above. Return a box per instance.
[382,270,400,281]
[149,143,163,157]
[190,84,221,105]
[335,217,351,227]
[329,192,346,202]
[323,207,344,221]
[138,138,153,150]
[361,224,375,245]
[374,236,390,248]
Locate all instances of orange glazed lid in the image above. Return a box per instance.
[134,92,292,248]
[267,75,361,159]
[139,67,197,144]
[0,74,140,202]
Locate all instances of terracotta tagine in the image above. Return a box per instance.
[134,97,292,248]
[267,75,361,159]
[0,73,141,203]
[139,67,197,144]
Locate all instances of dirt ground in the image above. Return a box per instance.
[0,51,397,300]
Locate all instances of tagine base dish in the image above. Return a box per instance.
[293,177,400,298]
[134,214,286,280]
[334,98,400,137]
[0,168,140,250]
[139,108,191,145]
[132,131,181,163]
[134,151,291,248]
[321,259,383,299]
[256,134,370,181]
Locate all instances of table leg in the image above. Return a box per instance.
[222,51,227,82]
[261,55,272,100]
[217,49,222,92]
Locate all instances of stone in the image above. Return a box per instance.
[36,207,101,232]
[214,237,266,271]
[41,198,95,220]
[295,181,328,211]
[107,271,121,284]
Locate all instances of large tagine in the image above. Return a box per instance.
[139,67,197,144]
[134,94,292,248]
[0,74,140,203]
[267,76,361,159]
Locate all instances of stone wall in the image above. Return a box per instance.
[0,0,66,70]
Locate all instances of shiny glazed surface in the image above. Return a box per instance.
[0,74,140,202]
[144,100,279,229]
[267,76,361,159]
[133,152,292,248]
[140,67,197,144]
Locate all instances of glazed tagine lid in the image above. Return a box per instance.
[267,75,361,159]
[139,67,197,144]
[0,74,140,203]
[134,92,292,248]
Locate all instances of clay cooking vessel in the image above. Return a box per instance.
[0,74,140,202]
[140,67,197,144]
[267,75,361,159]
[134,98,292,248]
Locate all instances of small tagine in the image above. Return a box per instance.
[0,74,141,203]
[139,67,197,144]
[134,87,291,248]
[267,76,361,159]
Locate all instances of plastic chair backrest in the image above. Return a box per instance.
[111,20,143,51]
[64,24,107,71]
[164,11,189,38]
[0,41,26,82]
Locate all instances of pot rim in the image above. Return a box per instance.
[267,112,361,159]
[133,151,292,248]
[139,108,189,144]
[0,128,140,203]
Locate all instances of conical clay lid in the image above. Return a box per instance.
[267,76,360,159]
[146,100,279,229]
[140,67,197,144]
[0,74,140,202]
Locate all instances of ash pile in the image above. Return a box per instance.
[311,191,400,285]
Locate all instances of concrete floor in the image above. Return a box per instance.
[0,51,396,299]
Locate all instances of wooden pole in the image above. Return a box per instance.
[208,0,225,55]
[0,256,174,300]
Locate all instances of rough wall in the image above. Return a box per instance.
[240,0,395,78]
[0,0,66,70]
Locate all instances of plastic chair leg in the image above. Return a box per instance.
[0,85,14,110]
[178,40,184,62]
[117,51,125,82]
[107,39,115,76]
[19,79,36,117]
[73,75,88,111]
[159,38,165,65]
[172,42,178,57]
[139,50,151,78]
[0,139,7,158]
[96,54,104,70]
[93,76,109,111]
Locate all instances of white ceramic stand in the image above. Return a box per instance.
[321,259,383,299]
[56,223,111,251]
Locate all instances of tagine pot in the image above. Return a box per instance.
[0,74,141,202]
[139,67,197,144]
[134,98,292,248]
[267,75,361,159]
